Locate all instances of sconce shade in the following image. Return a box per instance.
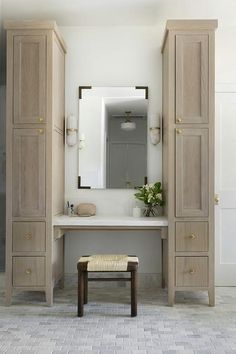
[67,132,77,146]
[67,114,76,129]
[66,114,78,146]
[150,127,160,145]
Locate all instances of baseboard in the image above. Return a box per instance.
[64,272,162,289]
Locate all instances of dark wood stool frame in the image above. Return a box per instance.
[77,257,138,317]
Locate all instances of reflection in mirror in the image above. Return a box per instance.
[78,87,148,189]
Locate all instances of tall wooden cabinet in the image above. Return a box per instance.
[5,21,66,305]
[162,20,217,305]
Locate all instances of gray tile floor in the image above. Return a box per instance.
[1,274,236,354]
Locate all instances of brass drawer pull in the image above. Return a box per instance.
[176,117,182,123]
[38,129,44,134]
[25,268,32,275]
[189,269,196,275]
[176,129,182,134]
[25,233,32,240]
[38,117,44,122]
[189,234,197,240]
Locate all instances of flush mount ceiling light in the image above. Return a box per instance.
[120,111,136,131]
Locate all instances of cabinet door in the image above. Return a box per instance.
[176,128,208,217]
[13,129,45,217]
[13,35,46,124]
[176,34,208,124]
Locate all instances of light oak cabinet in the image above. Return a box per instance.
[162,20,217,306]
[5,21,66,305]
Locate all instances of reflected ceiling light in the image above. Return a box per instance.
[120,111,136,131]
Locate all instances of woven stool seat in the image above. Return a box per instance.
[77,254,139,317]
[78,254,139,271]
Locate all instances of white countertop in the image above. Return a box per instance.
[53,215,168,227]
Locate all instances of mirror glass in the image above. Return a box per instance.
[78,87,148,189]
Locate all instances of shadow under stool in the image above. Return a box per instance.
[77,254,139,317]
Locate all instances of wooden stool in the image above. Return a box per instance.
[77,254,139,317]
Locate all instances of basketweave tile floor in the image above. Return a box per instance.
[1,274,236,354]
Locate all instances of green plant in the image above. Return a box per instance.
[134,182,164,216]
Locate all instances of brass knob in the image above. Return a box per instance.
[38,129,44,134]
[38,117,44,122]
[176,129,182,134]
[189,234,197,240]
[176,117,182,123]
[25,233,32,240]
[189,269,196,275]
[215,194,220,205]
[25,269,32,275]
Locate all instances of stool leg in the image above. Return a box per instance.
[131,270,137,317]
[78,270,84,317]
[84,271,88,304]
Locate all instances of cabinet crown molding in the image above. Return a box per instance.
[4,20,67,53]
[165,19,218,31]
[161,19,218,53]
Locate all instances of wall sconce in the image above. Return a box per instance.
[149,114,161,145]
[149,127,161,145]
[79,133,86,150]
[66,114,77,146]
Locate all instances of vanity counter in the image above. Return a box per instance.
[53,215,168,228]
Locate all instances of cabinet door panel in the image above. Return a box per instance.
[176,34,208,124]
[13,35,46,124]
[176,129,208,217]
[13,129,46,217]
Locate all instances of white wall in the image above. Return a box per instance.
[61,23,236,278]
[61,25,163,277]
[215,26,236,83]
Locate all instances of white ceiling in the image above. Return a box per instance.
[2,0,159,26]
[2,0,236,27]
